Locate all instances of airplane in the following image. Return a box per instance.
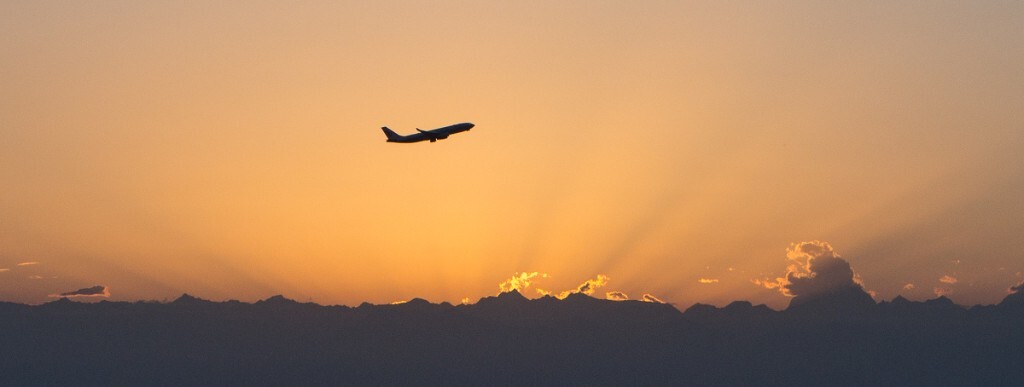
[381,122,475,143]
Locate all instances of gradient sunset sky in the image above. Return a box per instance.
[2,2,1022,308]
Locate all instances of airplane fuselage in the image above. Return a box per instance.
[382,122,474,143]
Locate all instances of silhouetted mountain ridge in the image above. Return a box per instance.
[3,291,1024,385]
[786,285,876,317]
[172,293,214,305]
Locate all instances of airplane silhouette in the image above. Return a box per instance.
[381,122,475,143]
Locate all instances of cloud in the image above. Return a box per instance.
[752,278,782,289]
[606,291,629,301]
[934,287,954,297]
[903,283,915,290]
[17,261,39,266]
[778,241,863,298]
[537,274,610,299]
[939,275,958,284]
[51,285,110,298]
[0,268,8,273]
[574,275,609,295]
[499,273,637,301]
[461,297,470,305]
[1010,281,1023,294]
[498,272,549,294]
[641,294,664,303]
[28,275,43,280]
[698,278,719,284]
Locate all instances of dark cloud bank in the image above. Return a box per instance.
[3,286,1024,386]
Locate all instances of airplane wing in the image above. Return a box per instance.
[417,128,445,138]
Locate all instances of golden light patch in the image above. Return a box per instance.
[498,272,549,294]
[537,274,610,299]
[641,294,664,303]
[606,291,628,301]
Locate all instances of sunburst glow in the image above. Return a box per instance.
[2,2,1023,308]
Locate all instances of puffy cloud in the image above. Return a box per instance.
[752,278,782,289]
[537,274,610,299]
[574,275,609,295]
[17,261,39,266]
[641,294,664,303]
[606,291,629,301]
[1010,281,1023,294]
[499,273,639,301]
[698,278,719,284]
[498,272,549,294]
[461,297,470,305]
[779,241,863,298]
[939,275,958,284]
[51,285,109,298]
[903,283,915,290]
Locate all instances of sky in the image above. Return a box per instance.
[2,1,1023,308]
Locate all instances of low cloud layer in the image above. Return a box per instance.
[537,275,610,299]
[641,294,664,303]
[1010,281,1023,293]
[939,275,958,284]
[498,272,549,294]
[752,278,780,289]
[498,272,658,303]
[573,275,609,296]
[51,285,109,298]
[606,291,629,301]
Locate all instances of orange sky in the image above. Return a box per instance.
[2,2,1023,308]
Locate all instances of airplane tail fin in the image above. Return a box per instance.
[381,127,402,142]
